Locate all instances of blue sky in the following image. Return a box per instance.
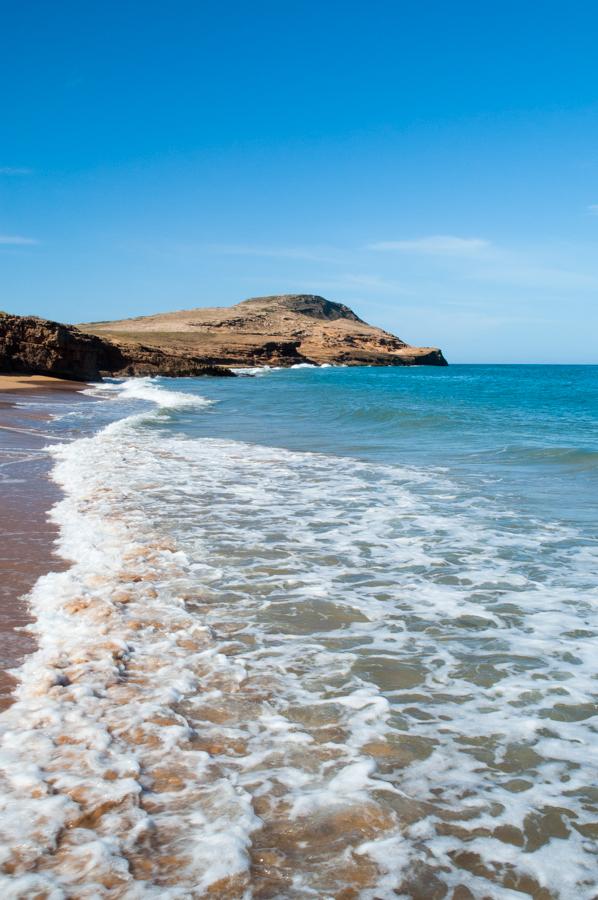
[1,1,597,362]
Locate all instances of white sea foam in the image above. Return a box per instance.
[0,377,596,897]
[85,376,212,408]
[233,363,334,376]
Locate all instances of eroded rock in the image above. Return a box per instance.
[0,314,235,380]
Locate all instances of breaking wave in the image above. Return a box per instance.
[0,377,596,898]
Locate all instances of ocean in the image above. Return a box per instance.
[0,364,596,898]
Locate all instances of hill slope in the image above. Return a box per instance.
[81,294,447,367]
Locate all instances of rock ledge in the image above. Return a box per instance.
[0,314,235,381]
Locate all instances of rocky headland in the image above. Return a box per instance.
[1,295,446,382]
[0,314,235,381]
[81,294,447,368]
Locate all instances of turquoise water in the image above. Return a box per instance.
[1,365,596,898]
[171,364,598,523]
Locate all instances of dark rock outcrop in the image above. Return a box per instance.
[0,314,106,381]
[0,314,235,381]
[239,294,365,323]
[97,340,235,378]
[243,340,310,365]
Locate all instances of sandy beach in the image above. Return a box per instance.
[0,374,88,393]
[0,375,86,709]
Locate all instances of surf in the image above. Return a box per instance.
[0,372,596,898]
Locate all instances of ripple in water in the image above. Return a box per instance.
[0,379,596,898]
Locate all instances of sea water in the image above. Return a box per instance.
[0,365,596,898]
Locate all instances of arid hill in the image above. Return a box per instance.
[81,294,447,367]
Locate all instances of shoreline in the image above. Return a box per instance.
[0,367,595,894]
[0,376,87,709]
[0,373,91,393]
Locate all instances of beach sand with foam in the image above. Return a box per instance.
[0,369,596,898]
[0,378,85,709]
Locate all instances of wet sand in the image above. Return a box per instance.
[0,376,86,709]
[0,374,87,392]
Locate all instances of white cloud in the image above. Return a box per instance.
[368,235,491,256]
[588,204,598,215]
[0,234,38,245]
[204,243,343,263]
[318,273,408,291]
[0,167,33,176]
[367,235,598,291]
[271,274,410,294]
[466,262,598,290]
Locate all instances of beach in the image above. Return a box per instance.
[0,366,596,898]
[5,1,596,895]
[0,376,86,708]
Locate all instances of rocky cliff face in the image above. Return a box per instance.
[0,314,235,381]
[0,315,105,381]
[82,294,448,367]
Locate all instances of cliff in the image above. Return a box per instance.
[0,314,235,381]
[81,294,448,367]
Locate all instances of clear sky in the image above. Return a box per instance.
[1,1,597,362]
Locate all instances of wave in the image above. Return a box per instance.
[0,382,261,896]
[235,363,336,376]
[232,365,282,377]
[1,378,596,897]
[87,376,213,409]
[498,444,598,469]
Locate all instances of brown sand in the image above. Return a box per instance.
[0,378,86,709]
[0,374,87,392]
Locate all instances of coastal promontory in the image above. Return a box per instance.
[1,295,446,382]
[81,294,447,368]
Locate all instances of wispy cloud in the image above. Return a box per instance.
[465,262,598,290]
[367,234,598,291]
[335,274,407,291]
[588,204,598,215]
[396,302,553,329]
[204,243,343,264]
[0,234,38,245]
[264,273,410,295]
[0,167,33,176]
[314,274,409,293]
[368,235,491,256]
